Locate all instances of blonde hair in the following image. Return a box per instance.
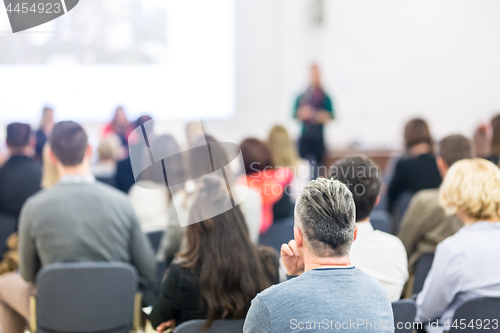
[267,125,297,169]
[440,158,500,222]
[41,144,60,189]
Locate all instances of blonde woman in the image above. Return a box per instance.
[268,125,310,202]
[41,143,60,189]
[416,158,500,330]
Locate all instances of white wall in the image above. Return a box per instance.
[207,0,500,148]
[3,0,500,150]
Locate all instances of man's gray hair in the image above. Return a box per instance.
[295,178,356,257]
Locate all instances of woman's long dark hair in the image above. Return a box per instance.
[178,176,273,329]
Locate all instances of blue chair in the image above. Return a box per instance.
[31,262,142,333]
[175,319,245,333]
[392,299,417,333]
[258,217,294,253]
[146,230,163,253]
[448,297,500,332]
[412,253,434,295]
[391,191,414,235]
[0,213,17,255]
[370,211,390,233]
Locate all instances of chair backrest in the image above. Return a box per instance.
[36,262,138,333]
[175,319,245,333]
[370,211,390,233]
[412,253,434,295]
[448,297,500,333]
[391,191,414,234]
[146,230,164,253]
[392,299,416,333]
[0,213,17,255]
[258,217,294,253]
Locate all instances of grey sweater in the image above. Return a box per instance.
[19,177,156,283]
[244,267,394,333]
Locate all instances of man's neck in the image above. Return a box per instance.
[58,165,90,177]
[303,252,352,272]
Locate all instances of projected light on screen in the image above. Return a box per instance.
[0,0,235,122]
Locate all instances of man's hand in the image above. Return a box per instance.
[297,105,314,121]
[315,110,332,124]
[156,319,176,333]
[281,240,305,276]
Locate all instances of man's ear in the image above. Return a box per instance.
[48,147,58,165]
[436,156,448,177]
[294,227,303,248]
[374,195,381,207]
[353,224,358,242]
[29,136,36,148]
[85,144,93,159]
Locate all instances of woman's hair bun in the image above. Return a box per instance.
[200,175,225,192]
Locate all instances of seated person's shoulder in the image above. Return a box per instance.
[412,188,439,203]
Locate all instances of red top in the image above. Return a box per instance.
[240,167,293,234]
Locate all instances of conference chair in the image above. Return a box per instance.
[146,230,164,253]
[258,217,294,253]
[448,297,500,333]
[370,211,390,233]
[0,213,17,255]
[391,191,414,235]
[392,299,417,333]
[30,262,142,333]
[175,319,245,333]
[412,253,434,295]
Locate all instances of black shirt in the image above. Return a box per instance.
[0,155,42,223]
[387,153,442,213]
[150,252,279,328]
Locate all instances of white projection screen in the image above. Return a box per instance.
[0,0,236,122]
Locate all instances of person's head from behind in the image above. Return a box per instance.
[268,125,297,169]
[240,138,274,175]
[179,176,272,329]
[404,118,433,154]
[436,134,473,177]
[49,121,91,175]
[294,178,357,260]
[490,114,500,157]
[440,158,500,225]
[6,123,34,156]
[330,156,381,222]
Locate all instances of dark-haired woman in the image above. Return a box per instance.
[239,138,293,234]
[149,176,279,332]
[387,118,442,214]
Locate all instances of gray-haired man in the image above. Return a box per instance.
[244,178,394,333]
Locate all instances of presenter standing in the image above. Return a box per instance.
[293,64,334,177]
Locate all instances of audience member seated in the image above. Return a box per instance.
[473,123,490,159]
[416,158,500,330]
[158,135,262,263]
[34,107,54,162]
[332,156,408,302]
[398,135,472,295]
[388,118,442,214]
[115,115,152,193]
[239,138,293,234]
[244,178,394,333]
[0,121,156,333]
[92,136,121,187]
[150,176,278,332]
[268,124,310,203]
[128,134,183,232]
[102,106,132,146]
[41,143,60,189]
[0,123,42,223]
[487,114,500,165]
